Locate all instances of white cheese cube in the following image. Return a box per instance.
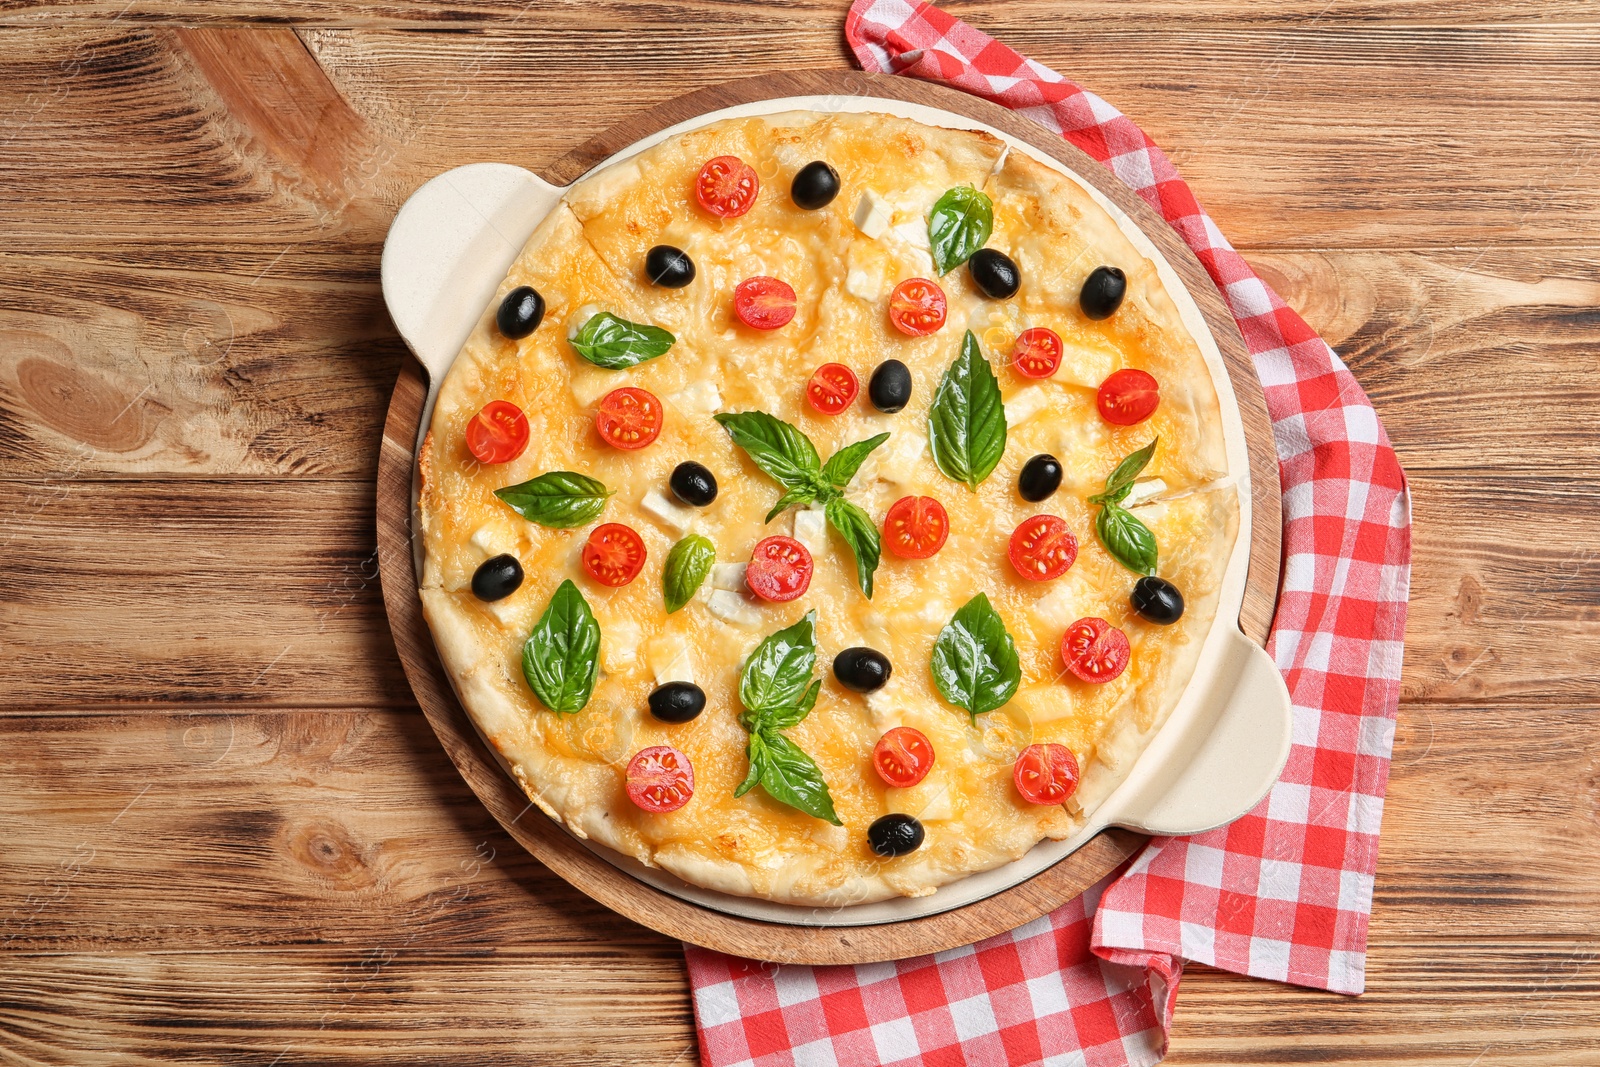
[864,687,901,730]
[668,379,722,416]
[845,267,881,301]
[640,490,695,535]
[1004,385,1051,426]
[872,430,928,488]
[708,588,764,628]
[1125,477,1168,507]
[711,562,749,592]
[852,189,891,238]
[486,597,524,627]
[468,523,511,560]
[1030,577,1083,630]
[566,303,601,340]
[646,635,693,685]
[890,220,931,250]
[793,508,827,555]
[602,619,642,673]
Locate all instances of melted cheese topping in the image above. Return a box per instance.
[419,112,1237,904]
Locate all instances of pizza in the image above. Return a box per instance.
[417,110,1239,906]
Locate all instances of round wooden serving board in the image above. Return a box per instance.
[376,70,1282,966]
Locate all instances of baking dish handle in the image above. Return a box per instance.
[381,163,564,385]
[1113,627,1293,837]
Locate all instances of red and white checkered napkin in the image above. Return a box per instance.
[686,3,1413,1063]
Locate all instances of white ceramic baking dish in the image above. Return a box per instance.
[381,94,1293,927]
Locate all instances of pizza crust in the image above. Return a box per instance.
[417,111,1239,906]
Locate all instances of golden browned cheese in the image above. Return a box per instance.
[418,112,1237,904]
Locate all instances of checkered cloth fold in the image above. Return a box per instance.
[687,3,1412,1064]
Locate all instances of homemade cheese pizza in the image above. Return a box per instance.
[417,110,1238,905]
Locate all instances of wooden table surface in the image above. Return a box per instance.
[1,2,1596,1063]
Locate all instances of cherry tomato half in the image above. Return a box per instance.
[626,745,695,813]
[1097,368,1160,425]
[581,522,647,587]
[1014,743,1080,805]
[888,278,947,336]
[694,155,759,218]
[1061,617,1131,684]
[873,727,936,788]
[594,387,663,450]
[884,496,949,559]
[734,276,797,330]
[805,362,859,415]
[1011,327,1064,379]
[465,400,530,465]
[746,535,813,602]
[1007,515,1079,582]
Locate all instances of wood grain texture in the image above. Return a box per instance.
[2,1,1597,1060]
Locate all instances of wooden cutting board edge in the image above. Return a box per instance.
[375,68,1281,966]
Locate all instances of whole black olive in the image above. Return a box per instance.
[669,461,718,507]
[471,553,524,602]
[1079,266,1127,320]
[648,681,706,724]
[867,813,925,858]
[968,248,1021,300]
[1131,576,1185,625]
[868,359,913,414]
[834,647,892,694]
[645,244,696,289]
[791,160,841,210]
[496,286,545,339]
[1018,454,1063,503]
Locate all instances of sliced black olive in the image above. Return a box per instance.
[645,244,696,289]
[968,248,1021,299]
[648,681,706,724]
[471,553,523,602]
[669,461,718,507]
[1079,266,1127,320]
[1131,576,1185,625]
[868,359,913,414]
[791,161,841,210]
[1019,454,1063,503]
[833,647,892,694]
[868,813,925,857]
[496,286,545,339]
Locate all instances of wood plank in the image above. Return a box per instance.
[0,26,1595,254]
[0,480,411,709]
[0,470,1587,709]
[1,706,1594,954]
[3,246,1594,478]
[1,0,1595,28]
[3,939,1596,1065]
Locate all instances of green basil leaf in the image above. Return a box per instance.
[928,185,994,275]
[930,593,1021,723]
[568,312,675,369]
[764,484,820,524]
[1097,503,1159,575]
[494,472,611,529]
[820,432,890,491]
[755,728,841,825]
[1092,438,1159,506]
[761,679,820,732]
[738,609,818,715]
[734,731,766,798]
[662,534,715,614]
[927,331,1007,491]
[824,495,881,599]
[714,411,824,491]
[520,579,600,713]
